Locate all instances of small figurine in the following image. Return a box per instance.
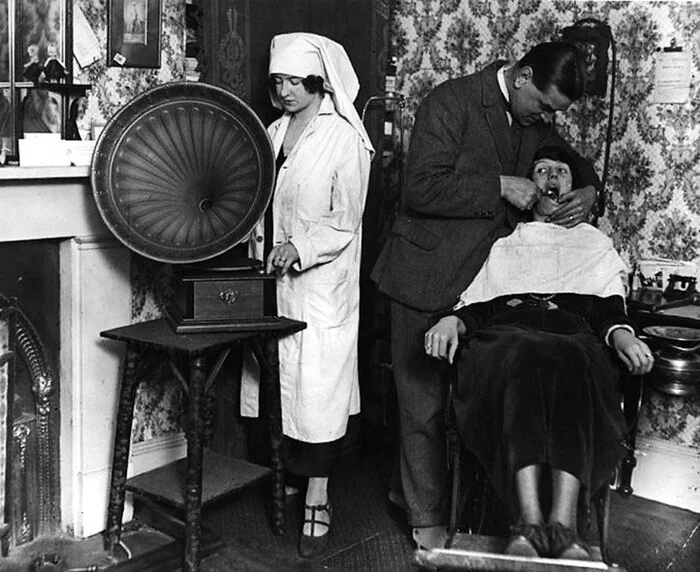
[23,44,44,84]
[43,43,67,83]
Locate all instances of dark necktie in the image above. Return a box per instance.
[509,114,521,154]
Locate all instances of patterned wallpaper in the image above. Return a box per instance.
[75,0,187,442]
[74,0,186,128]
[75,1,699,448]
[392,0,699,448]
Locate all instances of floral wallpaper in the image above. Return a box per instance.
[75,0,187,442]
[74,0,186,128]
[392,0,699,448]
[76,1,699,449]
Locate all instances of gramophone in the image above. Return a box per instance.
[90,82,277,333]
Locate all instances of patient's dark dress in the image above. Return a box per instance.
[451,293,629,517]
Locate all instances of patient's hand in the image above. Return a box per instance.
[424,316,466,364]
[611,328,655,375]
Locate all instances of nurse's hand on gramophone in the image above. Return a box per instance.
[424,316,467,364]
[267,242,300,276]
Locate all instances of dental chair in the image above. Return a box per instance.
[415,350,644,570]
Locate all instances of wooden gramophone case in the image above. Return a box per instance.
[90,82,277,332]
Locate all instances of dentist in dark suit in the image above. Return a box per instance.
[370,42,602,550]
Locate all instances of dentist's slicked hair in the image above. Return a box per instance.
[517,42,587,101]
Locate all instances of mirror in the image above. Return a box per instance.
[0,0,73,159]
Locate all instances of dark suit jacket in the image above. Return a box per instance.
[371,61,602,313]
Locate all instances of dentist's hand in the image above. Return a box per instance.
[500,176,540,211]
[547,185,597,228]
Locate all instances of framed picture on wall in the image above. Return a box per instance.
[108,0,162,68]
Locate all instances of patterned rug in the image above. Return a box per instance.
[202,446,415,571]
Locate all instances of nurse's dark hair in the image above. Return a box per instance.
[268,74,325,95]
[302,75,325,94]
[529,145,580,186]
[517,42,586,101]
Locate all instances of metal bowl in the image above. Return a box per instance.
[642,325,700,396]
[642,325,700,351]
[91,82,275,264]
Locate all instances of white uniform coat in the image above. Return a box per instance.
[240,94,371,442]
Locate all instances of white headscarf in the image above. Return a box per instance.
[268,32,374,154]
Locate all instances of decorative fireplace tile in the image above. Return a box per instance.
[0,303,9,526]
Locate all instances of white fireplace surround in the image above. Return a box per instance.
[0,166,150,539]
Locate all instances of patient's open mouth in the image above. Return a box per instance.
[543,185,560,200]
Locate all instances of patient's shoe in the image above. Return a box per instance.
[504,523,549,557]
[547,522,594,560]
[413,526,448,550]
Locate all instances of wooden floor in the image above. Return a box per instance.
[3,444,699,571]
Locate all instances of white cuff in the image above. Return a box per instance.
[605,324,635,347]
[289,235,313,271]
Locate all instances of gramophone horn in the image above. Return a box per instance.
[91,81,275,264]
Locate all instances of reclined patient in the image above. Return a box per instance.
[424,146,654,560]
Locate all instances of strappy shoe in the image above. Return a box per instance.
[299,502,332,558]
[547,522,594,560]
[504,522,549,557]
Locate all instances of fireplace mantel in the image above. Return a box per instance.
[0,166,89,180]
[0,168,132,539]
[0,166,108,243]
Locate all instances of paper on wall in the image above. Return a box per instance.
[74,6,101,69]
[653,50,692,104]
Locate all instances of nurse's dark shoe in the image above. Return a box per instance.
[299,502,332,558]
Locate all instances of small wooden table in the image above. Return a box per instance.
[101,317,306,572]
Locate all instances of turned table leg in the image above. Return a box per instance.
[104,344,141,552]
[253,336,285,535]
[184,354,206,572]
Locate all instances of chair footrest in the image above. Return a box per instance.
[416,534,623,571]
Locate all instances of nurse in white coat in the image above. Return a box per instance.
[241,33,374,557]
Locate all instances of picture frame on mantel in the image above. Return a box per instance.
[108,0,162,68]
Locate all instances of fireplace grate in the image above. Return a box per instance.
[1,293,61,552]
